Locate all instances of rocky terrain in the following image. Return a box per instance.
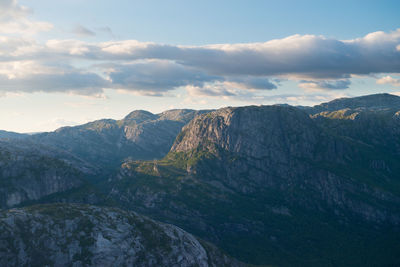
[0,140,97,209]
[29,109,209,171]
[0,204,243,267]
[1,93,400,266]
[107,94,400,266]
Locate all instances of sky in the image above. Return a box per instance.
[0,0,400,132]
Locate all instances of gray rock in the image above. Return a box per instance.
[0,204,244,267]
[29,109,211,171]
[0,141,91,209]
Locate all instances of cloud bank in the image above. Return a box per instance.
[0,1,400,98]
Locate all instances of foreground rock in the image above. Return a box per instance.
[0,204,243,267]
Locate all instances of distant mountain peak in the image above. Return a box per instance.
[312,93,400,113]
[0,130,28,140]
[123,110,158,122]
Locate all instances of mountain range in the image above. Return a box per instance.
[1,93,400,266]
[29,109,210,171]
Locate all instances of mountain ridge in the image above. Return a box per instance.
[1,93,400,266]
[27,109,211,171]
[107,94,400,266]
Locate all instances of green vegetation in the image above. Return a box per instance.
[109,150,400,266]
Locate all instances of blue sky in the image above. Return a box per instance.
[23,0,400,43]
[1,0,400,132]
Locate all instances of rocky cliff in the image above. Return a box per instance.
[169,104,400,224]
[0,140,96,209]
[108,94,400,266]
[0,203,243,267]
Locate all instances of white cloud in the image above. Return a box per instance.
[0,60,61,78]
[226,76,277,90]
[0,36,41,58]
[3,28,399,79]
[89,29,400,79]
[0,0,29,20]
[1,20,400,98]
[185,83,236,98]
[0,61,109,96]
[0,0,52,35]
[298,79,351,91]
[0,18,52,35]
[376,75,400,86]
[45,39,93,56]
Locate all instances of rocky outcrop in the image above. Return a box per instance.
[0,204,243,267]
[172,105,321,160]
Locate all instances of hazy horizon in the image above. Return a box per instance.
[0,92,397,134]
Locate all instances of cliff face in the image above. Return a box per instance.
[170,105,400,223]
[172,106,319,160]
[0,204,243,267]
[0,141,90,209]
[109,95,400,266]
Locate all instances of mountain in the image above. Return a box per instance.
[0,140,100,209]
[0,203,243,267]
[107,95,400,266]
[308,93,400,155]
[29,109,209,171]
[0,130,28,140]
[1,93,399,266]
[308,93,400,113]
